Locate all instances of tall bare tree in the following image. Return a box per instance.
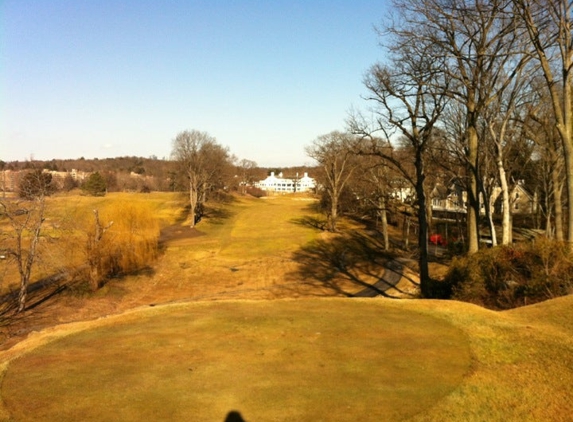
[525,83,565,240]
[349,46,447,295]
[0,170,50,312]
[236,159,258,194]
[513,0,573,244]
[171,130,230,227]
[389,0,533,253]
[353,156,393,250]
[306,131,360,232]
[482,63,536,245]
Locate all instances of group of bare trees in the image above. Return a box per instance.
[171,130,236,227]
[308,0,573,296]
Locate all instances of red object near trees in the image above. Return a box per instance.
[429,234,446,246]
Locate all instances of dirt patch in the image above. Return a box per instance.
[159,225,205,243]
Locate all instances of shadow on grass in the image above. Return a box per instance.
[290,215,328,231]
[224,410,246,422]
[0,265,157,339]
[286,230,416,298]
[203,204,236,225]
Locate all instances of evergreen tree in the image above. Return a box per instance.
[82,172,107,196]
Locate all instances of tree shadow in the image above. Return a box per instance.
[0,269,74,331]
[285,230,417,298]
[291,215,328,231]
[203,205,236,225]
[0,263,157,337]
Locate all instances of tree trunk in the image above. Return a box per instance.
[484,191,498,248]
[551,157,565,242]
[379,196,389,250]
[17,200,44,313]
[415,150,430,297]
[403,216,410,249]
[329,193,338,232]
[189,186,198,228]
[466,125,480,254]
[498,162,512,245]
[17,275,29,313]
[87,209,113,291]
[563,142,573,245]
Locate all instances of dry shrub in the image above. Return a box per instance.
[245,186,266,198]
[84,201,159,289]
[444,238,573,309]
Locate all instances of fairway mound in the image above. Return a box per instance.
[0,299,471,422]
[505,293,573,335]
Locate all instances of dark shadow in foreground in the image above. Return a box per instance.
[225,410,246,422]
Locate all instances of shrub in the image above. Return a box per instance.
[84,201,159,289]
[443,239,573,310]
[246,186,266,198]
[18,170,54,199]
[82,172,107,196]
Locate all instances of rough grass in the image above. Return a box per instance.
[0,192,183,288]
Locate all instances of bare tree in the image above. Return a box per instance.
[353,156,394,250]
[389,0,533,253]
[525,84,565,240]
[236,159,258,194]
[0,171,49,312]
[86,209,113,291]
[349,38,447,295]
[306,131,360,232]
[513,0,573,244]
[482,63,536,245]
[171,130,230,227]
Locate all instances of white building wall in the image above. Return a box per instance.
[255,172,316,193]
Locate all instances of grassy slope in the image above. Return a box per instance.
[0,300,471,422]
[0,193,572,421]
[0,297,571,422]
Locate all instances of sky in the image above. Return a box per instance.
[1,0,389,167]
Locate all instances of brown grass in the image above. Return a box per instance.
[0,193,571,421]
[0,300,471,422]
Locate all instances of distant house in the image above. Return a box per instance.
[494,182,537,215]
[255,172,316,194]
[430,181,466,213]
[428,178,537,218]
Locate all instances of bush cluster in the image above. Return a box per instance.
[443,238,573,310]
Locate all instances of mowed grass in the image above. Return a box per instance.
[1,300,471,422]
[1,296,572,421]
[145,195,333,300]
[0,193,572,421]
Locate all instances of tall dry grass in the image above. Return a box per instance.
[82,201,160,289]
[1,193,180,295]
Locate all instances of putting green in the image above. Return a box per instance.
[1,300,471,421]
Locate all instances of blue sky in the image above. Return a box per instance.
[1,1,388,167]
